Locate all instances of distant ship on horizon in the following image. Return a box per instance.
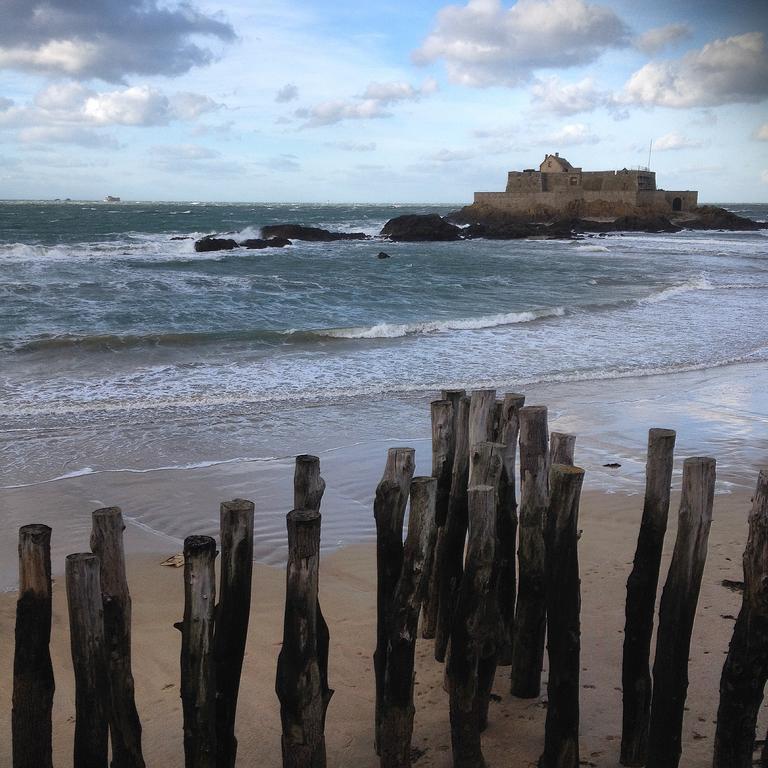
[103,195,121,203]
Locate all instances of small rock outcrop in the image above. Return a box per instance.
[380,214,462,242]
[377,251,390,259]
[682,206,765,231]
[194,236,238,252]
[261,224,368,241]
[240,237,292,249]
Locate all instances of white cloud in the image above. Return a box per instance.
[276,84,299,103]
[653,131,702,151]
[152,144,221,161]
[327,141,377,152]
[762,170,768,184]
[430,148,478,162]
[18,126,119,149]
[414,0,629,87]
[635,24,691,55]
[0,0,234,82]
[546,123,599,145]
[171,93,222,121]
[529,76,610,114]
[34,83,95,111]
[84,86,171,126]
[0,96,12,111]
[622,32,768,108]
[755,123,768,140]
[297,78,436,127]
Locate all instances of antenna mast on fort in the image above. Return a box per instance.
[647,140,653,170]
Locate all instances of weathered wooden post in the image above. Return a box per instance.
[620,428,676,766]
[511,405,549,698]
[179,535,218,768]
[90,507,145,768]
[435,396,471,662]
[380,477,438,768]
[550,432,576,466]
[276,509,332,768]
[422,399,455,639]
[447,485,496,768]
[66,552,110,768]
[12,524,54,768]
[468,389,497,447]
[373,447,415,754]
[214,499,255,768]
[496,393,525,666]
[646,456,716,768]
[540,464,585,768]
[713,469,768,766]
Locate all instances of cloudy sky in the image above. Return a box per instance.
[1,0,766,202]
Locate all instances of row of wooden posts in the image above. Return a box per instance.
[9,387,768,768]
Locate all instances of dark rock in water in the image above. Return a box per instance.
[240,237,292,249]
[170,236,192,240]
[381,214,462,241]
[377,251,390,259]
[261,224,368,241]
[194,236,238,252]
[610,215,680,233]
[682,205,766,231]
[603,462,622,468]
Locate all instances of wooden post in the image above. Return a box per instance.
[435,395,471,662]
[422,399,455,639]
[511,405,549,698]
[276,509,331,768]
[214,500,255,768]
[540,464,585,768]
[468,441,505,488]
[447,485,496,768]
[380,477,438,768]
[90,507,145,768]
[496,393,525,666]
[550,432,576,466]
[295,454,326,510]
[293,455,332,763]
[646,456,716,768]
[66,552,110,768]
[468,389,497,448]
[713,469,768,766]
[620,428,676,766]
[179,535,218,768]
[12,524,54,768]
[374,448,415,754]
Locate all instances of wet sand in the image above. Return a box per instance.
[0,487,763,767]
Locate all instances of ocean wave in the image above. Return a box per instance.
[321,307,566,339]
[640,275,714,304]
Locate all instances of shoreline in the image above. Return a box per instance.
[0,486,763,766]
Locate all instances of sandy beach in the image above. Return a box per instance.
[0,487,761,767]
[1,360,767,766]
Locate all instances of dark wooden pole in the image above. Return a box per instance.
[496,393,525,666]
[423,399,455,639]
[295,454,326,510]
[90,507,145,768]
[179,535,218,768]
[435,395,471,662]
[447,485,496,768]
[374,447,415,754]
[276,509,331,768]
[214,499,255,768]
[380,477,438,768]
[293,455,332,762]
[620,428,676,766]
[66,552,110,768]
[468,389,497,448]
[550,432,576,466]
[540,464,585,768]
[713,469,768,767]
[646,456,716,768]
[12,524,54,768]
[511,405,549,698]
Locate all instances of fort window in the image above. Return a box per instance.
[570,176,578,186]
[672,197,682,212]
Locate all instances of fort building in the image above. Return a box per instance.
[474,153,698,215]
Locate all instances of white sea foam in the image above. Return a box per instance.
[324,307,566,339]
[575,244,609,252]
[640,275,714,304]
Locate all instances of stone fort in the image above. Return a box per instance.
[474,153,698,215]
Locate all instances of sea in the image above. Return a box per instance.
[1,200,767,494]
